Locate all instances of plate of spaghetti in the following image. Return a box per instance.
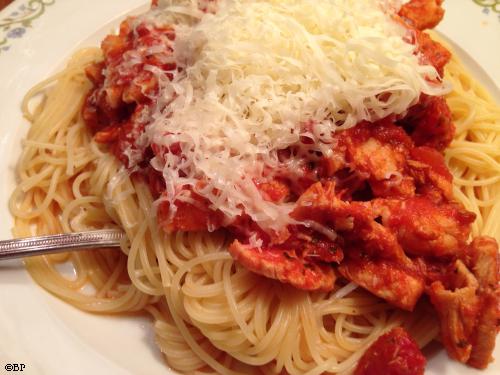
[0,0,499,374]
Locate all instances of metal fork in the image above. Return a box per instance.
[0,229,125,261]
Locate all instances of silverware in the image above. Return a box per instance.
[0,229,125,261]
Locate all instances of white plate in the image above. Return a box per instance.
[0,1,498,374]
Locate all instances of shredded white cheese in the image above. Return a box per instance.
[126,0,448,234]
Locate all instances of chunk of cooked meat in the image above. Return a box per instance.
[227,223,342,292]
[341,123,411,180]
[372,197,475,258]
[428,260,479,363]
[408,146,453,202]
[428,237,499,369]
[335,121,416,199]
[398,0,445,30]
[468,292,498,369]
[462,236,499,369]
[414,31,452,77]
[338,259,424,311]
[292,182,412,266]
[354,327,426,375]
[228,240,336,292]
[463,236,499,290]
[399,95,455,151]
[82,18,177,166]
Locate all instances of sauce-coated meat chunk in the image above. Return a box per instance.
[398,0,445,30]
[338,259,424,311]
[292,182,412,266]
[428,237,499,369]
[373,197,475,258]
[408,146,453,201]
[228,240,336,292]
[335,121,416,199]
[399,95,455,151]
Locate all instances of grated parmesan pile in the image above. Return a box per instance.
[127,0,449,233]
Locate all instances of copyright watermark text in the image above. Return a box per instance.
[4,364,26,372]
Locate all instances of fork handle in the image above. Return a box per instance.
[0,229,125,261]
